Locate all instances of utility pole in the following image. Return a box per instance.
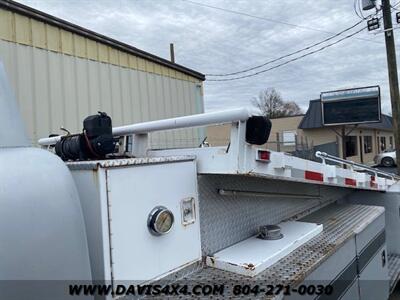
[382,0,400,172]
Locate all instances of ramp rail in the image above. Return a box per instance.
[315,151,400,181]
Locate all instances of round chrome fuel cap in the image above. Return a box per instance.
[147,206,174,236]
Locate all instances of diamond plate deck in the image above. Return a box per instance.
[66,155,195,170]
[168,204,384,300]
[198,175,352,255]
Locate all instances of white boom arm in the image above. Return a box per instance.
[38,107,258,146]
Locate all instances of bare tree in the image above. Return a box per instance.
[251,88,302,118]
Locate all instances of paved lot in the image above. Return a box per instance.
[373,165,398,175]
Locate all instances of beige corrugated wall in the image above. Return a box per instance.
[0,8,205,147]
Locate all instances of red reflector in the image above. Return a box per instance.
[370,176,377,188]
[257,150,270,161]
[305,170,324,182]
[345,178,357,186]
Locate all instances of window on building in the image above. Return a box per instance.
[380,136,386,151]
[390,136,394,150]
[282,130,296,146]
[345,136,358,157]
[363,136,372,154]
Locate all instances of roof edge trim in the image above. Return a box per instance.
[0,0,205,81]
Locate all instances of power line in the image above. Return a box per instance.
[181,0,333,34]
[206,19,365,77]
[354,0,370,20]
[358,0,367,19]
[391,2,400,10]
[354,0,364,19]
[206,8,381,78]
[393,1,400,7]
[181,0,381,44]
[206,26,367,82]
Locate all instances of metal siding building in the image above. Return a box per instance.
[0,0,205,147]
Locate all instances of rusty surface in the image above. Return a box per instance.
[66,155,196,170]
[242,263,255,271]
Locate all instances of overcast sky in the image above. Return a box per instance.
[17,0,399,114]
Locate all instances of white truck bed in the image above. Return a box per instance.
[151,204,386,300]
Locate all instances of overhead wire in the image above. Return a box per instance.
[204,5,383,81]
[354,0,364,19]
[206,26,368,82]
[358,0,367,19]
[392,1,400,8]
[183,0,382,82]
[192,0,381,78]
[206,19,365,77]
[182,0,337,35]
[181,0,381,45]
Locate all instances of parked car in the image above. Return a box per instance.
[374,149,396,167]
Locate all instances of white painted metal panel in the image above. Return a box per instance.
[76,59,90,125]
[185,82,202,145]
[154,74,167,146]
[70,169,113,282]
[206,221,323,277]
[147,71,158,145]
[0,41,15,88]
[0,62,29,147]
[288,237,359,300]
[32,48,49,139]
[106,161,201,281]
[177,79,189,147]
[150,139,395,190]
[354,213,385,255]
[138,71,149,120]
[110,64,123,126]
[162,76,177,148]
[358,245,389,300]
[129,68,142,123]
[87,60,101,115]
[0,40,204,146]
[0,147,92,281]
[346,188,400,255]
[69,55,82,130]
[99,63,113,118]
[49,52,66,131]
[16,45,35,138]
[305,237,356,281]
[120,67,131,125]
[341,280,360,300]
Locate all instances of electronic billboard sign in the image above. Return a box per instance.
[321,86,381,126]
